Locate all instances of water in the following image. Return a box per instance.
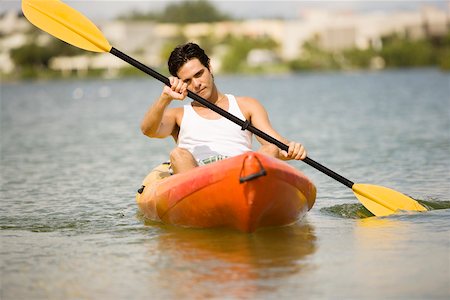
[1,69,449,299]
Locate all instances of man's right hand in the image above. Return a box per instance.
[162,77,188,101]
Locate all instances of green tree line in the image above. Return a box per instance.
[6,0,450,80]
[290,32,450,71]
[9,30,450,80]
[9,27,84,79]
[119,0,231,24]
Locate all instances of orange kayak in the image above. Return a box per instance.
[136,152,316,232]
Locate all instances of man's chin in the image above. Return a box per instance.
[198,89,210,99]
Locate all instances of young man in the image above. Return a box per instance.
[141,43,306,174]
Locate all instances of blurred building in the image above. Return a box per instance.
[0,11,30,74]
[1,5,448,76]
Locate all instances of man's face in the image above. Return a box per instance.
[177,58,214,99]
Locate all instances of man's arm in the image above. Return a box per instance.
[141,77,188,138]
[140,96,177,138]
[238,97,307,160]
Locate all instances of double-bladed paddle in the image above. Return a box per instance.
[22,0,427,216]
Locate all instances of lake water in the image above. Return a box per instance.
[1,69,449,299]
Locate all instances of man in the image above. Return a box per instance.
[141,42,306,174]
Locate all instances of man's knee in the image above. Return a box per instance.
[169,148,198,174]
[170,147,192,162]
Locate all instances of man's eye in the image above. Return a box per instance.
[195,70,204,78]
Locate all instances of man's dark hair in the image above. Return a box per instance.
[168,43,210,76]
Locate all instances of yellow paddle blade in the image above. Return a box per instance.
[352,183,427,217]
[22,0,111,52]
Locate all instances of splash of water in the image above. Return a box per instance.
[320,199,450,219]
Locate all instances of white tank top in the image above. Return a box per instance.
[178,94,253,161]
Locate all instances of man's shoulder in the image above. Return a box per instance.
[165,106,184,125]
[235,96,260,106]
[234,96,265,120]
[167,106,184,115]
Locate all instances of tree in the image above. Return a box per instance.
[120,0,231,24]
[221,35,278,73]
[10,43,52,69]
[380,34,435,67]
[289,38,340,71]
[10,31,84,78]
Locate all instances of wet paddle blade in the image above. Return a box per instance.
[22,0,111,52]
[352,184,427,216]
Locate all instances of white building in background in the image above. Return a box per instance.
[0,11,30,74]
[280,6,449,59]
[0,11,29,35]
[49,54,129,77]
[100,20,179,67]
[179,6,448,68]
[0,5,448,75]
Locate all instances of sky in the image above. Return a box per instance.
[2,0,448,21]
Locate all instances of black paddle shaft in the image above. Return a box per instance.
[110,47,355,189]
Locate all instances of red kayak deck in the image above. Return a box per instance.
[136,152,316,232]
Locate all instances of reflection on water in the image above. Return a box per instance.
[146,222,316,298]
[357,214,403,229]
[348,212,450,298]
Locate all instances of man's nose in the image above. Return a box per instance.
[191,78,201,91]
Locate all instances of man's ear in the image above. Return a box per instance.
[209,63,214,78]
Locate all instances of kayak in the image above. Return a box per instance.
[136,152,316,232]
